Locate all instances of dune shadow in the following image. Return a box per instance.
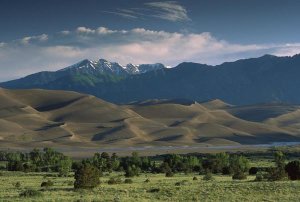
[35,96,85,112]
[35,122,65,131]
[92,126,124,141]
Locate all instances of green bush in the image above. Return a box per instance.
[254,172,264,181]
[285,160,300,180]
[148,188,160,193]
[14,181,21,188]
[249,167,259,175]
[41,180,54,189]
[175,180,189,186]
[165,170,174,177]
[222,166,232,175]
[74,164,101,189]
[108,177,122,185]
[267,167,287,181]
[267,151,287,181]
[124,179,133,184]
[202,172,214,181]
[232,171,247,180]
[19,189,42,197]
[124,165,140,177]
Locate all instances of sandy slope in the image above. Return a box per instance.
[1,88,300,149]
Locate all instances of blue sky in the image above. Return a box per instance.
[0,0,300,81]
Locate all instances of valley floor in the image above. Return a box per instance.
[1,171,300,202]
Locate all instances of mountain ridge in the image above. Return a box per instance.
[1,54,300,105]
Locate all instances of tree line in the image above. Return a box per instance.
[1,148,300,189]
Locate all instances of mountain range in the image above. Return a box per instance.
[1,88,300,151]
[1,54,300,105]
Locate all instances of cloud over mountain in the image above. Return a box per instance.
[0,26,300,81]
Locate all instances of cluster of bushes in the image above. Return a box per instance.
[1,148,72,176]
[1,149,252,180]
[156,153,250,180]
[87,152,120,173]
[121,152,152,177]
[253,151,300,181]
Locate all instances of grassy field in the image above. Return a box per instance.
[0,170,300,202]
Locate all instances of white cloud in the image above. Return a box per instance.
[103,1,190,22]
[76,27,96,34]
[60,30,71,35]
[20,34,48,45]
[102,10,139,19]
[0,42,6,47]
[145,1,190,22]
[271,43,300,56]
[20,36,32,45]
[0,26,299,81]
[96,27,117,35]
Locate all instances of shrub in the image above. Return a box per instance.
[148,188,160,193]
[14,181,21,188]
[254,172,264,181]
[7,161,24,171]
[230,155,250,174]
[222,166,232,175]
[165,170,174,177]
[19,189,42,197]
[58,157,72,177]
[108,177,122,185]
[124,165,140,177]
[144,178,150,183]
[267,167,287,181]
[285,161,300,180]
[232,171,247,180]
[175,180,189,186]
[193,176,198,181]
[74,164,101,189]
[266,151,287,181]
[124,179,133,184]
[41,180,54,189]
[202,172,214,181]
[249,167,259,175]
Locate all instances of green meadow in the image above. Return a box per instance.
[0,170,300,202]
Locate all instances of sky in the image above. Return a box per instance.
[0,0,300,81]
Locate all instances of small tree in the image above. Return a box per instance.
[213,153,230,173]
[74,164,100,189]
[125,165,140,177]
[285,160,300,180]
[58,157,72,177]
[268,151,287,181]
[230,155,249,180]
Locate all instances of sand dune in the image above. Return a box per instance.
[1,88,300,149]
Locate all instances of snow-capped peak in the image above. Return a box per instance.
[58,58,166,75]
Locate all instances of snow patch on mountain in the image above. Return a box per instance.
[59,58,166,75]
